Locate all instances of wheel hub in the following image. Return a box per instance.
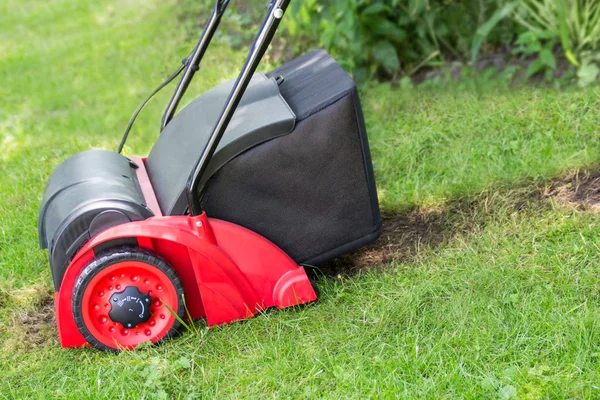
[108,286,152,328]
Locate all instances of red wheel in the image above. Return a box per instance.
[72,247,184,351]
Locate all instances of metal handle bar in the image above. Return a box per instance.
[186,0,291,215]
[161,0,231,130]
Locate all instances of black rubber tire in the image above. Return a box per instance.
[72,246,185,351]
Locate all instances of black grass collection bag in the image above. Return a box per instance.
[200,50,382,265]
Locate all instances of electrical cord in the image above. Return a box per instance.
[117,61,187,154]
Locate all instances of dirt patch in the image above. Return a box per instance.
[15,297,57,347]
[545,170,600,211]
[2,286,57,350]
[318,168,600,276]
[319,208,450,276]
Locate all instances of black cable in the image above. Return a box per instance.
[117,62,186,154]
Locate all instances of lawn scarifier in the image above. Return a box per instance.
[36,0,381,351]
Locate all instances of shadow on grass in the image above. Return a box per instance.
[317,168,600,277]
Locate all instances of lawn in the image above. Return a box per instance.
[1,0,600,398]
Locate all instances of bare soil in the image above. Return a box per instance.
[2,288,57,350]
[320,209,450,276]
[320,169,600,276]
[545,170,600,211]
[15,298,56,347]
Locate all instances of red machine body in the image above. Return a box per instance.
[55,158,316,348]
[40,0,326,350]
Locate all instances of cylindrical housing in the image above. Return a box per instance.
[38,150,153,290]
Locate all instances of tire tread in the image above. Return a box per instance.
[72,246,184,351]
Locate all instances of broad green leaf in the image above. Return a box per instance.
[577,62,600,87]
[540,48,556,69]
[526,59,545,78]
[372,19,407,41]
[408,0,425,17]
[361,3,387,16]
[175,356,191,370]
[372,40,400,74]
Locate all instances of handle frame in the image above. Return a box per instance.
[161,0,231,130]
[185,0,291,216]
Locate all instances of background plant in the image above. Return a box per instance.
[285,0,515,80]
[283,0,600,86]
[513,0,600,85]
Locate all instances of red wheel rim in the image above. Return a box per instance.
[81,261,180,349]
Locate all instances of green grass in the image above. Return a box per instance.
[1,0,600,398]
[364,81,600,211]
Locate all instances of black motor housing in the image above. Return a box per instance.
[38,150,153,290]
